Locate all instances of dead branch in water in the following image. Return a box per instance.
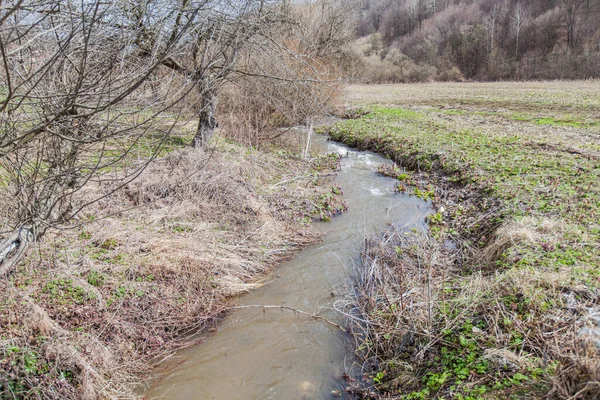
[230,304,347,332]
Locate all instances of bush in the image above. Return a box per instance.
[436,66,463,82]
[360,49,437,83]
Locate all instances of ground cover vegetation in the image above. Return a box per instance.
[354,0,600,82]
[0,0,358,398]
[324,82,600,399]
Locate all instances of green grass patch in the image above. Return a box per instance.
[512,115,599,128]
[38,278,94,305]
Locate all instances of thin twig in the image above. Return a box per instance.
[229,304,347,332]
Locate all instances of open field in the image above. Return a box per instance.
[324,82,600,399]
[349,82,600,113]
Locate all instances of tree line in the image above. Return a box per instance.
[355,0,600,82]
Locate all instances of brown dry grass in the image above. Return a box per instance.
[0,135,343,399]
[339,223,600,399]
[346,81,600,113]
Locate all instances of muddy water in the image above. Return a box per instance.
[146,134,429,399]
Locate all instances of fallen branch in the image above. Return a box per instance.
[270,174,315,189]
[230,304,347,332]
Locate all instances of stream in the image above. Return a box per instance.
[145,134,430,399]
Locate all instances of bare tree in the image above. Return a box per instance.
[562,0,585,50]
[128,0,290,148]
[130,0,357,148]
[485,2,505,55]
[512,1,529,58]
[0,0,197,274]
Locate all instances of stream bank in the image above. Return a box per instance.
[320,102,600,399]
[0,137,345,399]
[145,133,431,399]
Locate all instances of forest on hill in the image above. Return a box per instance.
[355,0,600,82]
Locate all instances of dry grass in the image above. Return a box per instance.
[339,224,600,399]
[346,81,600,112]
[0,135,344,399]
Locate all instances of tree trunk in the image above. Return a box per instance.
[303,117,314,159]
[0,227,34,276]
[193,87,218,148]
[491,23,495,53]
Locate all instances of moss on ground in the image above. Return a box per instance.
[324,84,600,399]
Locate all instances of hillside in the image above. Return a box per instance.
[355,0,600,82]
